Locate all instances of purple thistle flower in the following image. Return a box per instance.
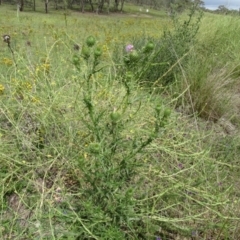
[125,44,134,53]
[156,237,162,240]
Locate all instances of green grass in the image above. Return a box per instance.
[0,3,240,239]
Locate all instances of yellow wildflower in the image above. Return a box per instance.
[42,62,50,73]
[0,84,4,94]
[23,82,32,91]
[31,97,40,103]
[2,57,13,66]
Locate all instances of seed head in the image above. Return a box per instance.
[74,44,80,51]
[3,35,10,44]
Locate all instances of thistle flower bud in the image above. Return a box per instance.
[143,41,154,53]
[86,36,96,47]
[81,45,90,59]
[94,47,102,58]
[72,54,80,66]
[129,50,139,61]
[110,112,121,123]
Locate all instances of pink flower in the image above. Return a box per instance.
[125,44,134,53]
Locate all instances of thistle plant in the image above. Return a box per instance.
[71,36,171,238]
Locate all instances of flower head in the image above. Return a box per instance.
[74,44,80,51]
[125,44,134,53]
[3,35,10,44]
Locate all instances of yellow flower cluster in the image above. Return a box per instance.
[9,78,40,103]
[31,96,40,103]
[0,84,5,94]
[35,61,51,75]
[1,57,13,66]
[11,78,34,100]
[42,62,50,72]
[102,44,109,59]
[102,44,108,51]
[23,82,33,91]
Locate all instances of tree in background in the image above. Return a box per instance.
[114,0,125,11]
[45,0,49,13]
[193,0,204,8]
[19,0,24,11]
[1,0,197,13]
[217,5,229,14]
[126,0,198,11]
